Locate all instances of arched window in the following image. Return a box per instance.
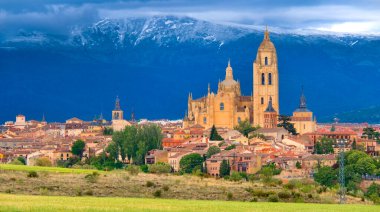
[265,57,268,66]
[261,97,264,105]
[220,102,224,111]
[261,73,265,85]
[268,73,272,85]
[203,117,207,124]
[238,117,241,123]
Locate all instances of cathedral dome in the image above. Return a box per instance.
[221,60,238,86]
[218,60,241,95]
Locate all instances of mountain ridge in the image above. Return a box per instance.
[0,15,379,123]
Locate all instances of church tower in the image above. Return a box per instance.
[112,96,123,120]
[263,97,278,128]
[253,27,279,127]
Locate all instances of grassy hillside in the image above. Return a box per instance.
[0,164,373,205]
[0,193,379,212]
[0,164,104,174]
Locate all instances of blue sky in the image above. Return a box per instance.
[0,0,380,34]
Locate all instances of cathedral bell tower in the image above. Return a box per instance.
[112,96,123,120]
[253,27,279,127]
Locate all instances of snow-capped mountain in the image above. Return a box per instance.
[0,16,380,123]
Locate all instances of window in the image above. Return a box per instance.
[261,73,265,85]
[265,57,268,65]
[203,117,207,124]
[220,102,224,110]
[261,97,264,105]
[238,117,241,123]
[268,73,272,85]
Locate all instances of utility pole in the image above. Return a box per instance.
[338,139,346,204]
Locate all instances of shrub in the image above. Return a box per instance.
[206,146,221,158]
[85,172,99,183]
[292,192,301,198]
[27,171,38,178]
[284,180,297,190]
[5,189,12,194]
[140,164,149,173]
[252,189,275,197]
[10,158,24,165]
[225,144,236,151]
[148,162,172,174]
[153,190,162,197]
[146,181,155,187]
[75,188,82,196]
[307,194,313,198]
[227,192,233,200]
[268,194,279,202]
[251,197,258,202]
[229,171,243,182]
[126,165,140,176]
[162,185,170,191]
[278,191,291,199]
[35,157,52,167]
[84,190,94,196]
[248,174,259,182]
[317,186,327,194]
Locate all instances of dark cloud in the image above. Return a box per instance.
[0,0,379,35]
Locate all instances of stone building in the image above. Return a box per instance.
[183,60,252,129]
[183,28,278,129]
[253,28,279,127]
[111,96,131,131]
[291,88,317,135]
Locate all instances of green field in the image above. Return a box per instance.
[0,164,104,174]
[0,193,378,212]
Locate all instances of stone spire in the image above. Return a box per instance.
[114,96,121,111]
[41,113,46,122]
[299,86,307,109]
[265,96,276,112]
[264,25,270,40]
[225,59,233,80]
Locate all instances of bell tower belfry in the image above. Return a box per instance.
[253,27,279,127]
[112,96,123,120]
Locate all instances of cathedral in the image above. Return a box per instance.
[183,28,316,134]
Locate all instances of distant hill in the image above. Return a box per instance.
[0,16,380,123]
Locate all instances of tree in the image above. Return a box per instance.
[219,159,230,177]
[108,124,163,165]
[355,157,376,175]
[362,127,376,139]
[234,120,257,137]
[103,127,113,135]
[277,115,297,135]
[314,166,337,187]
[179,153,204,174]
[210,125,223,141]
[106,141,119,161]
[206,146,221,158]
[71,140,86,159]
[352,139,357,150]
[296,161,302,169]
[314,137,334,154]
[135,124,163,165]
